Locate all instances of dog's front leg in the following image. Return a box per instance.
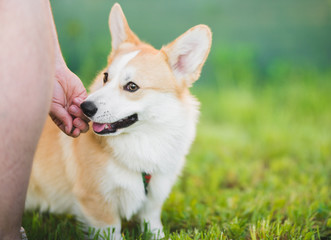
[138,174,177,239]
[139,200,165,239]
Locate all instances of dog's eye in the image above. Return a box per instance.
[103,72,108,84]
[124,82,139,92]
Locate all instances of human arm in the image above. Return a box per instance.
[47,1,89,137]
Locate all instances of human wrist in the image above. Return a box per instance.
[54,51,68,71]
[54,59,69,88]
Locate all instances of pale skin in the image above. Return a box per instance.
[0,1,89,239]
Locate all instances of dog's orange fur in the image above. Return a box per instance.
[29,118,117,226]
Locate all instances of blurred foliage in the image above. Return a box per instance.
[50,0,331,87]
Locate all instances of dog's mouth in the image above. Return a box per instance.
[92,114,138,135]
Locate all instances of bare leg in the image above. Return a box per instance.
[0,1,55,239]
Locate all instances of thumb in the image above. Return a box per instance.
[49,104,73,135]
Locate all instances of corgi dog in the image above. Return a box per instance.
[26,3,211,239]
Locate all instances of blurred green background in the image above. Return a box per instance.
[28,0,331,239]
[51,0,331,87]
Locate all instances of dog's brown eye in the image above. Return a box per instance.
[103,72,108,84]
[124,82,139,92]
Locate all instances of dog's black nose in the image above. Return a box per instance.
[81,101,98,117]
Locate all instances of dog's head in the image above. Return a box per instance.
[81,3,212,136]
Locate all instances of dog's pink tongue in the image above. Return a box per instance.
[92,122,106,133]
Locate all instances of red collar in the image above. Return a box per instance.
[142,172,151,195]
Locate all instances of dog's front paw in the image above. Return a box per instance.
[150,229,165,240]
[88,226,122,240]
[142,222,166,240]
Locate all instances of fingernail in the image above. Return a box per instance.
[70,105,79,114]
[75,119,82,127]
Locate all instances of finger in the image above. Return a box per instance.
[71,127,81,138]
[49,105,73,135]
[73,97,85,106]
[50,114,66,133]
[68,105,90,122]
[51,116,62,129]
[73,97,89,116]
[73,118,89,133]
[73,97,88,118]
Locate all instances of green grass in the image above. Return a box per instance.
[23,76,331,239]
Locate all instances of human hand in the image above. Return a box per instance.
[49,66,90,137]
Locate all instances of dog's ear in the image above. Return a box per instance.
[109,3,140,52]
[162,25,212,86]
